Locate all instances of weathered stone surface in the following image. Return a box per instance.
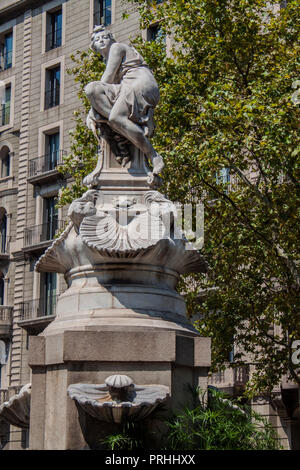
[67,380,170,424]
[28,329,210,449]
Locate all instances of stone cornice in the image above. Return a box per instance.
[0,1,37,24]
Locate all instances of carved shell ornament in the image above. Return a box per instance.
[105,374,134,389]
[79,191,178,255]
[67,375,170,424]
[34,188,208,274]
[0,383,31,428]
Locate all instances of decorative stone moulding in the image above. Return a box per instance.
[67,375,170,424]
[0,383,31,429]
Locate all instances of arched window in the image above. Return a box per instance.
[0,146,11,178]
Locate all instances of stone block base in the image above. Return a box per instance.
[28,330,210,450]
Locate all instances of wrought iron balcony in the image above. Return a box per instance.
[0,305,13,338]
[23,219,64,248]
[19,297,56,334]
[45,87,60,109]
[28,150,66,179]
[46,28,62,51]
[20,295,57,321]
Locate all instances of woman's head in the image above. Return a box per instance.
[90,25,115,55]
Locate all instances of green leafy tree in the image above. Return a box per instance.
[125,0,300,397]
[59,0,300,396]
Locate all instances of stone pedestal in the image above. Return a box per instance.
[26,85,211,449]
[28,330,210,450]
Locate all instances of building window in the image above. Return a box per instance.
[1,85,11,126]
[216,168,230,187]
[46,9,62,51]
[44,196,58,240]
[42,272,57,316]
[45,66,60,109]
[0,31,13,70]
[94,0,112,26]
[0,214,7,254]
[46,133,60,170]
[0,276,4,305]
[148,24,165,43]
[0,147,10,178]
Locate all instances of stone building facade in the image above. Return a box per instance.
[0,0,298,450]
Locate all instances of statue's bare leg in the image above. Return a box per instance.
[108,99,164,175]
[85,82,112,119]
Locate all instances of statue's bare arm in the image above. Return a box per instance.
[101,43,126,84]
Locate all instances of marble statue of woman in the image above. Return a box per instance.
[84,25,164,183]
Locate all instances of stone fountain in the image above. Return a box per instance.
[28,25,211,450]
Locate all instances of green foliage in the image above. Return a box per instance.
[61,0,300,396]
[100,389,281,450]
[167,388,282,450]
[100,422,144,450]
[126,0,300,396]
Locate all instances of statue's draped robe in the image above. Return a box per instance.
[97,46,159,137]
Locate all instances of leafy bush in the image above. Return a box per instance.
[101,422,144,451]
[100,389,282,450]
[167,388,282,450]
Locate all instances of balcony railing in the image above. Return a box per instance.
[46,28,62,51]
[233,365,250,385]
[24,219,64,247]
[210,365,250,389]
[0,306,13,322]
[0,389,8,405]
[45,87,60,109]
[1,104,10,126]
[20,295,57,320]
[28,150,66,178]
